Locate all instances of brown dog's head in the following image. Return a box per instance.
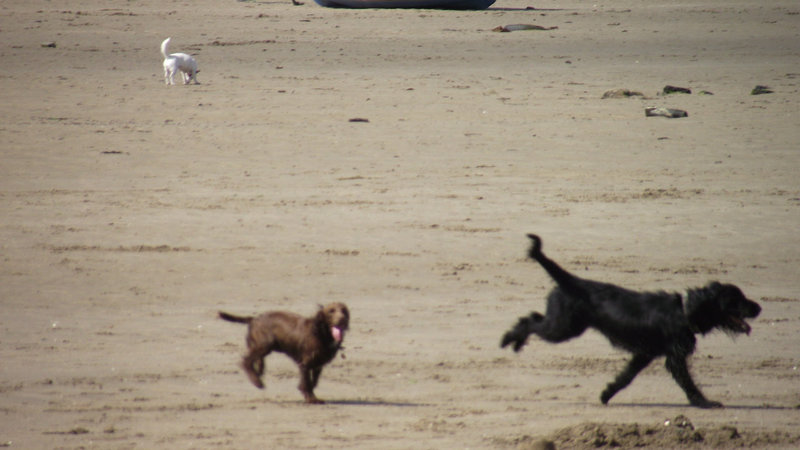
[317,302,349,344]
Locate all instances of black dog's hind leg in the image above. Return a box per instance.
[601,353,654,404]
[502,235,590,351]
[665,354,722,408]
[502,292,589,351]
[501,312,543,351]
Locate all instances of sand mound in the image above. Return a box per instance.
[512,415,800,449]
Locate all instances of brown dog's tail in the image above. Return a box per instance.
[218,311,253,324]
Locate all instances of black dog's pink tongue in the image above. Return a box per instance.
[331,326,343,342]
[740,319,751,335]
[731,316,751,335]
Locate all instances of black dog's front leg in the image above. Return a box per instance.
[601,353,654,404]
[665,354,722,408]
[501,312,543,352]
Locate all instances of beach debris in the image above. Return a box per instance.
[645,107,688,118]
[664,415,694,430]
[492,24,558,32]
[751,85,773,95]
[698,90,714,95]
[602,88,644,99]
[43,427,90,435]
[41,41,57,48]
[348,117,369,123]
[663,85,691,94]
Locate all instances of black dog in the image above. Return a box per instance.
[501,234,761,408]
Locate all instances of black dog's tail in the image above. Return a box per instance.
[526,234,588,300]
[218,311,253,324]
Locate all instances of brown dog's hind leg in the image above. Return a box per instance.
[242,346,270,389]
[253,357,264,377]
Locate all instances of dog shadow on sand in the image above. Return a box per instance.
[610,402,794,411]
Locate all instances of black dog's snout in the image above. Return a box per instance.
[747,300,762,318]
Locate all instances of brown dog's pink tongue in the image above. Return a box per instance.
[331,326,343,342]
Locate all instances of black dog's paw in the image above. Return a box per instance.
[500,316,533,352]
[692,399,724,409]
[500,330,527,352]
[502,336,528,352]
[600,390,613,405]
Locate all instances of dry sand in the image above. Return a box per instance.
[2,0,799,448]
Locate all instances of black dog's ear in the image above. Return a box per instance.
[705,281,723,296]
[705,282,745,310]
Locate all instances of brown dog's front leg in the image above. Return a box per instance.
[310,367,323,390]
[298,365,324,404]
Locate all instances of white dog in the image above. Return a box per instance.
[161,37,198,85]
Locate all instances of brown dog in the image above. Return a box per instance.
[219,302,349,404]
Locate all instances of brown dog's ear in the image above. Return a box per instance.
[315,304,329,322]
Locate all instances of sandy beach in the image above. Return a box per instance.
[1,0,799,447]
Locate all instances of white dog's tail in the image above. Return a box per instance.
[160,37,171,58]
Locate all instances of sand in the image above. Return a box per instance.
[1,0,799,447]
